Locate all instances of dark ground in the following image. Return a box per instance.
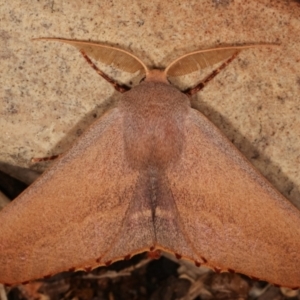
[2,251,300,300]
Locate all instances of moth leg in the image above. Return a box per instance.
[183,51,240,96]
[79,50,131,93]
[31,154,61,163]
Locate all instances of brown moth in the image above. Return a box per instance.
[0,39,299,289]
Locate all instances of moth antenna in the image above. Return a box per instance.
[79,50,131,93]
[164,44,279,77]
[32,38,149,75]
[183,51,240,96]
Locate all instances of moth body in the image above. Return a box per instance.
[1,39,299,289]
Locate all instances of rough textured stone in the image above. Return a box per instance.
[0,0,300,209]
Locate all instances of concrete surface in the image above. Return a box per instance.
[0,0,300,208]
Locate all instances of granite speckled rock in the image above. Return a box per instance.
[0,0,300,208]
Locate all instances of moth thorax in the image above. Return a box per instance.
[121,82,189,170]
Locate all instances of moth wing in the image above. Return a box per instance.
[0,108,154,285]
[164,109,300,288]
[165,45,272,76]
[34,38,148,74]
